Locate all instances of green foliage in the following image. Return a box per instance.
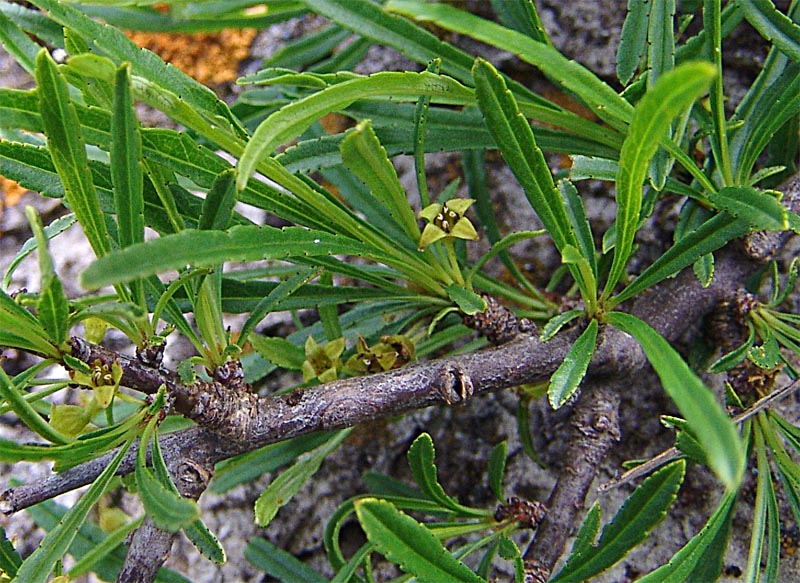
[2,0,800,581]
[551,460,686,582]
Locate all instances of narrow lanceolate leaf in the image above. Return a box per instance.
[135,422,200,532]
[737,0,800,62]
[28,0,246,143]
[388,0,633,129]
[607,312,744,490]
[614,212,751,305]
[0,367,69,445]
[551,460,686,582]
[81,225,383,289]
[487,441,508,502]
[198,169,237,231]
[237,71,473,191]
[341,120,420,243]
[355,498,487,583]
[560,180,597,278]
[26,207,69,346]
[408,433,460,511]
[0,9,40,75]
[239,267,321,346]
[713,185,800,232]
[637,490,736,583]
[255,429,350,527]
[13,436,134,583]
[407,433,490,517]
[149,432,225,564]
[111,63,144,250]
[245,537,329,583]
[34,49,111,258]
[548,319,598,409]
[472,58,575,253]
[0,289,58,357]
[616,0,649,85]
[446,284,487,316]
[604,62,715,298]
[0,525,22,577]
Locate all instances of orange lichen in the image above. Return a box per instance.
[1,175,27,206]
[126,28,258,86]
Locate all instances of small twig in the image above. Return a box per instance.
[599,376,800,492]
[522,379,622,580]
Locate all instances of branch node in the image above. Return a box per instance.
[462,294,535,345]
[523,559,550,583]
[438,364,473,404]
[494,496,547,529]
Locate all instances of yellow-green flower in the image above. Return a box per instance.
[418,198,479,250]
[302,336,345,383]
[343,334,416,375]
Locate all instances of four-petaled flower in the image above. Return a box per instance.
[417,198,479,250]
[302,336,345,383]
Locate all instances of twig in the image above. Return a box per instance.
[521,379,622,581]
[599,376,800,492]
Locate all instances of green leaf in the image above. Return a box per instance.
[13,436,134,583]
[29,0,246,145]
[198,169,237,232]
[237,70,473,191]
[340,119,420,243]
[387,0,633,129]
[34,49,112,258]
[407,433,473,515]
[211,432,335,494]
[472,58,575,253]
[238,267,321,346]
[446,284,487,316]
[135,421,200,532]
[245,537,329,583]
[0,366,69,445]
[548,318,598,409]
[638,490,736,582]
[24,497,189,583]
[561,244,598,315]
[540,309,584,342]
[354,498,487,583]
[647,0,676,87]
[111,62,145,250]
[487,441,507,503]
[617,0,649,85]
[614,212,751,305]
[0,525,22,577]
[604,62,716,298]
[606,312,744,490]
[3,213,75,290]
[713,185,798,232]
[248,335,307,371]
[490,0,550,43]
[551,460,685,582]
[145,426,225,565]
[709,322,755,373]
[67,516,143,579]
[692,253,715,288]
[0,9,40,75]
[406,432,492,514]
[570,502,602,558]
[737,0,800,62]
[26,207,69,347]
[254,428,350,527]
[81,225,383,289]
[560,180,597,279]
[731,60,800,183]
